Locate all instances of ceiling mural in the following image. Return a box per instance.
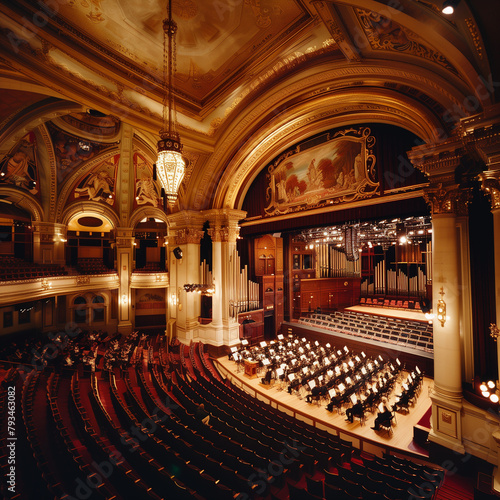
[70,154,119,207]
[46,123,117,186]
[134,152,161,208]
[264,127,378,216]
[0,132,40,197]
[45,0,310,102]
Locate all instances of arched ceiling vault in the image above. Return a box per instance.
[210,88,445,211]
[0,0,497,217]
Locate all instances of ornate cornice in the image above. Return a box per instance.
[408,136,465,181]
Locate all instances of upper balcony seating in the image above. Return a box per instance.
[134,262,164,273]
[0,255,68,281]
[76,257,116,275]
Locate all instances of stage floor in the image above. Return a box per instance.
[346,305,429,322]
[215,355,433,459]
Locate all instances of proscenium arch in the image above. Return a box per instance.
[189,58,473,211]
[213,89,445,211]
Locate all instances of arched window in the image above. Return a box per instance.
[73,296,87,324]
[92,295,105,323]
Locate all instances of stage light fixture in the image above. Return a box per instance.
[442,0,459,15]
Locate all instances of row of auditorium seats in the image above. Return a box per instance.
[76,258,116,275]
[0,255,67,281]
[0,336,445,499]
[299,311,433,352]
[134,262,164,273]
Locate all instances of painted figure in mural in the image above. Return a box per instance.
[135,177,160,207]
[354,153,364,182]
[307,158,323,190]
[75,170,114,204]
[0,140,38,194]
[54,135,95,170]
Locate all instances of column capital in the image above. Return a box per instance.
[203,208,246,243]
[166,210,206,245]
[174,227,205,245]
[478,170,500,210]
[423,182,472,216]
[115,227,134,248]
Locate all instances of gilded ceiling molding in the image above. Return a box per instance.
[205,40,338,136]
[0,186,43,221]
[0,33,160,133]
[194,63,468,210]
[478,171,500,210]
[309,2,360,61]
[55,149,119,222]
[38,123,57,222]
[464,18,484,60]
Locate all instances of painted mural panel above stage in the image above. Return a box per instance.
[264,127,378,216]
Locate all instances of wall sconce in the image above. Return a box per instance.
[121,294,128,305]
[490,323,500,342]
[41,278,52,290]
[480,380,499,404]
[436,287,447,327]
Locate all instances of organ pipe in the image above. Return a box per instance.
[229,247,260,317]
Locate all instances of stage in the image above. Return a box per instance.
[215,355,433,461]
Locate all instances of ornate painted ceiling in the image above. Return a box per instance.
[0,0,498,212]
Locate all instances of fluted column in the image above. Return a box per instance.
[207,226,223,330]
[206,209,246,346]
[409,139,468,453]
